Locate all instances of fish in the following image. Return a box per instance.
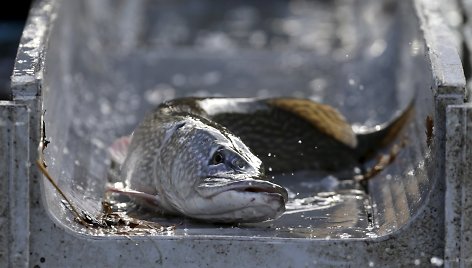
[108,102,288,223]
[108,97,413,223]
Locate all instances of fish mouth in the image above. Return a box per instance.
[195,177,288,202]
[190,176,288,222]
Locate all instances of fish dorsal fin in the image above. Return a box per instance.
[108,136,132,166]
[267,98,357,148]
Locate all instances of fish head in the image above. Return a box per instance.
[163,117,287,223]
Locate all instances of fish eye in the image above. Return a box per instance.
[210,151,225,165]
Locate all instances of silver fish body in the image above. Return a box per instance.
[116,109,287,223]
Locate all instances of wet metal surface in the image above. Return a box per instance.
[40,0,420,239]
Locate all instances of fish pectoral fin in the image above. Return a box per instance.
[267,98,358,148]
[108,136,132,166]
[106,185,160,207]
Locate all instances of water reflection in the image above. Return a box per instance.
[100,171,373,239]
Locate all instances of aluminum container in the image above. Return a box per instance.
[1,0,469,267]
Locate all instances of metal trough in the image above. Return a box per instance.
[1,0,470,266]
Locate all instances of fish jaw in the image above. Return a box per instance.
[180,177,287,223]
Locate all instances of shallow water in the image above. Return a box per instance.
[99,171,374,239]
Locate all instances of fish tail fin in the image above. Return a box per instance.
[355,99,415,161]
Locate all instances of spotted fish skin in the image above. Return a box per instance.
[114,104,288,223]
[161,97,413,174]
